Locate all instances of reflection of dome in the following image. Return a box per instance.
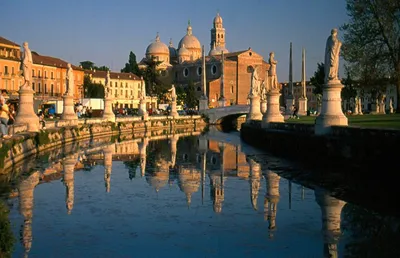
[178,21,201,51]
[146,33,169,56]
[169,38,177,58]
[178,167,201,205]
[146,158,170,191]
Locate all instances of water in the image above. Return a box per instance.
[1,131,400,257]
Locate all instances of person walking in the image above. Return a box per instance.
[0,98,12,139]
[292,105,299,119]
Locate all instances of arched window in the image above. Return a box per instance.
[211,64,217,75]
[197,66,202,76]
[183,68,189,77]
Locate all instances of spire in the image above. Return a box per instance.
[301,48,306,98]
[288,42,293,97]
[187,20,192,35]
[155,32,160,42]
[169,38,173,47]
[202,45,207,97]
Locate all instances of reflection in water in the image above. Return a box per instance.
[18,171,40,258]
[315,188,346,258]
[264,170,280,238]
[5,131,400,257]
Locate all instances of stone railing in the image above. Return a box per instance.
[267,122,315,135]
[0,115,207,172]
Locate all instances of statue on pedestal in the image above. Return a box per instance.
[250,66,261,97]
[105,70,111,98]
[65,64,74,97]
[169,84,177,101]
[324,29,342,83]
[260,81,267,101]
[140,78,146,100]
[20,42,33,90]
[389,98,394,113]
[268,52,278,90]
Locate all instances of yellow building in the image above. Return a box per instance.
[85,70,157,109]
[0,36,84,101]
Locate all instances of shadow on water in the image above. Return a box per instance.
[0,129,400,257]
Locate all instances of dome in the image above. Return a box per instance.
[168,38,177,58]
[214,13,223,25]
[209,42,229,56]
[178,44,190,56]
[146,33,169,56]
[178,21,201,51]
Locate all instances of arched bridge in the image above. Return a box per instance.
[200,105,249,124]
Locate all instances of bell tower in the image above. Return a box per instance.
[210,12,226,51]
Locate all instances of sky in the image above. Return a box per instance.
[0,0,349,82]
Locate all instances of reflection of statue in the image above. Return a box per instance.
[324,28,342,83]
[66,63,74,96]
[268,52,278,89]
[21,42,33,89]
[250,66,261,97]
[105,70,111,98]
[169,84,177,101]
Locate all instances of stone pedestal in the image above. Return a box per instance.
[138,99,148,120]
[379,102,386,114]
[246,95,263,122]
[285,97,295,115]
[61,95,78,122]
[298,97,308,116]
[15,87,39,132]
[389,106,394,114]
[103,97,115,122]
[260,99,267,114]
[170,99,179,117]
[199,95,208,111]
[262,89,284,128]
[315,81,348,135]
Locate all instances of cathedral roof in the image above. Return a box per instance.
[178,44,190,56]
[146,33,169,56]
[178,21,201,51]
[86,70,141,80]
[213,12,223,25]
[168,38,177,58]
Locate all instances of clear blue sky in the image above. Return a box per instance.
[1,0,349,82]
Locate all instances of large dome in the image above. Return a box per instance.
[178,21,201,51]
[178,44,190,56]
[146,33,169,56]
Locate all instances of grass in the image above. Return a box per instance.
[286,113,400,130]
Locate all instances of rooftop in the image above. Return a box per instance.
[85,70,142,80]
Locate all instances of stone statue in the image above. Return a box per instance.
[169,84,177,101]
[357,96,363,114]
[250,66,261,97]
[324,28,342,83]
[260,80,267,101]
[65,63,74,97]
[268,52,278,89]
[20,42,33,89]
[389,98,393,109]
[105,70,111,98]
[140,78,146,100]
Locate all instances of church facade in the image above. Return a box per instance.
[139,13,271,108]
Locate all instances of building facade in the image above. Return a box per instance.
[139,13,270,108]
[86,70,157,109]
[0,36,84,101]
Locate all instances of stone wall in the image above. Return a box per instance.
[0,115,207,172]
[240,121,399,168]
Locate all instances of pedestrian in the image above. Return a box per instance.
[0,98,12,139]
[38,111,46,129]
[292,105,299,119]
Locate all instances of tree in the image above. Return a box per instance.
[176,86,185,106]
[141,58,169,102]
[121,51,142,76]
[341,0,400,112]
[0,201,14,257]
[310,63,325,95]
[341,69,358,101]
[185,80,198,109]
[79,61,109,71]
[95,66,110,71]
[83,75,105,98]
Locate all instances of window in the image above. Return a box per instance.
[38,70,41,78]
[12,80,14,90]
[121,90,123,96]
[51,72,54,79]
[32,82,35,91]
[197,66,202,76]
[38,83,41,93]
[115,82,117,87]
[4,66,8,75]
[44,84,47,93]
[183,68,189,77]
[51,84,54,96]
[32,69,35,77]
[231,85,234,94]
[211,64,217,75]
[44,71,47,78]
[125,82,128,88]
[11,67,14,75]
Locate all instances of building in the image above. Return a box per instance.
[139,13,270,108]
[85,70,157,109]
[281,81,318,110]
[0,36,84,101]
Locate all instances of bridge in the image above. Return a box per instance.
[200,105,249,124]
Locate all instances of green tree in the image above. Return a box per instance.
[185,80,198,109]
[83,75,105,98]
[95,66,110,71]
[79,61,109,71]
[142,58,169,102]
[341,69,358,100]
[341,0,400,112]
[176,86,185,106]
[121,51,142,76]
[0,201,14,257]
[310,63,325,95]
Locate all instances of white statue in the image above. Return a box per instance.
[20,41,33,89]
[105,70,111,98]
[389,98,393,109]
[65,63,74,97]
[140,77,146,100]
[260,81,267,101]
[169,84,177,101]
[357,96,363,113]
[268,52,278,89]
[250,66,261,97]
[324,28,342,83]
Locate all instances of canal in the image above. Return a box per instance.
[1,128,399,257]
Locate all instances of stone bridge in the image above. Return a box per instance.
[200,105,249,124]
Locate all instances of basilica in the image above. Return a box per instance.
[139,13,270,107]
